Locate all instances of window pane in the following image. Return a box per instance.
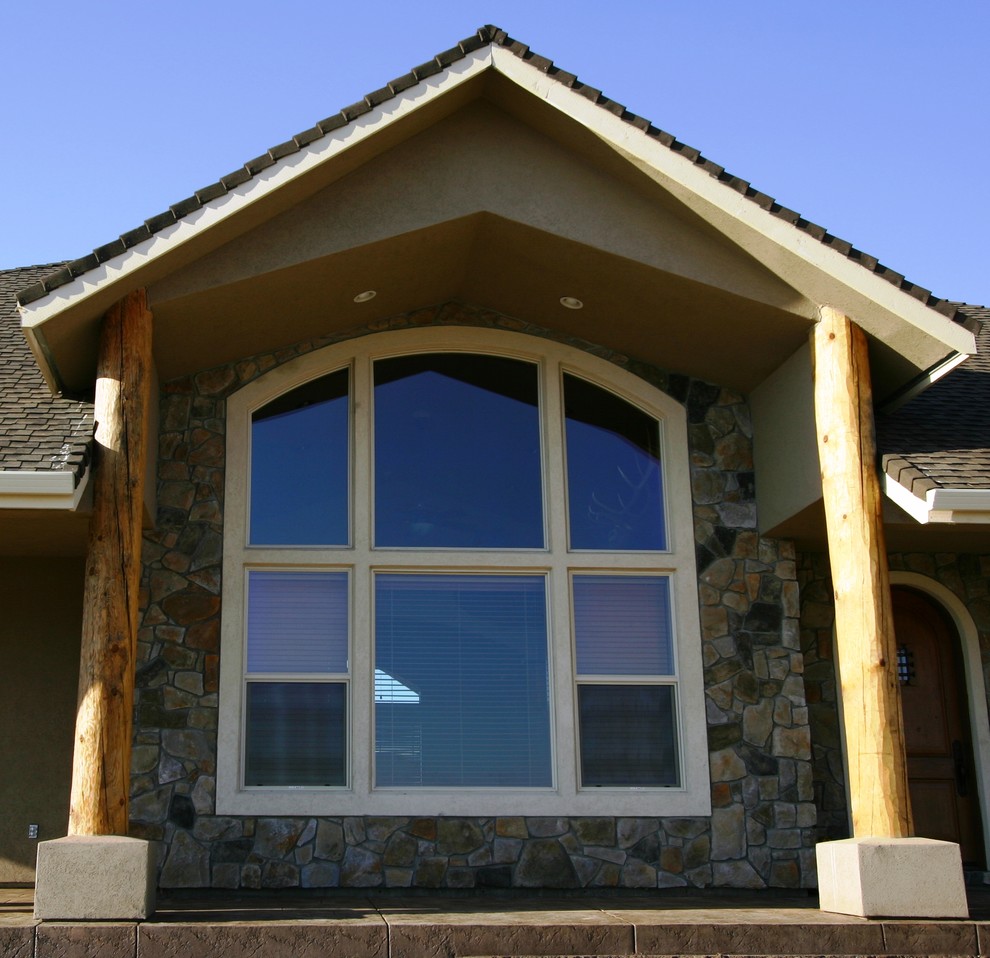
[564,374,665,550]
[578,685,679,786]
[247,571,348,674]
[244,682,346,786]
[574,575,673,675]
[251,369,349,545]
[375,574,551,787]
[374,354,543,548]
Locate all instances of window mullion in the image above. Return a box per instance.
[352,357,371,554]
[543,361,577,798]
[351,354,373,798]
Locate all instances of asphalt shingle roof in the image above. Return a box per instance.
[879,304,990,495]
[0,265,93,481]
[10,25,979,335]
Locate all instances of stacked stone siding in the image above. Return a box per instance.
[130,302,816,889]
[797,552,847,843]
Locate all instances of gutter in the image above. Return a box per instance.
[0,467,91,510]
[884,475,990,525]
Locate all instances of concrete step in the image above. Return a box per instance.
[3,919,988,958]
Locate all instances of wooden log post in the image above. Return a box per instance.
[69,289,153,836]
[812,305,912,838]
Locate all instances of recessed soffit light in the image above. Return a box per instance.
[560,296,583,310]
[353,290,377,303]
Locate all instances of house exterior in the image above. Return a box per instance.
[1,26,987,910]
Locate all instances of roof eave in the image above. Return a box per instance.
[884,474,990,525]
[0,467,91,511]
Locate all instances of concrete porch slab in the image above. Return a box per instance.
[4,886,990,957]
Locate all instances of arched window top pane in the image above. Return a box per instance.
[564,373,666,551]
[374,354,544,549]
[250,369,349,546]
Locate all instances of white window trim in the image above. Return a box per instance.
[217,327,711,816]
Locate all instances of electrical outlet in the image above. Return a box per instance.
[27,824,39,839]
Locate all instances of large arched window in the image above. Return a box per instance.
[217,328,710,816]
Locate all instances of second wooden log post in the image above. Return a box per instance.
[812,305,912,838]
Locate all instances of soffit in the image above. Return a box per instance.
[773,498,990,554]
[142,213,806,392]
[0,511,90,557]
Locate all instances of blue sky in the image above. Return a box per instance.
[2,2,987,304]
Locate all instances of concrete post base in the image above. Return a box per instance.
[34,835,157,920]
[817,837,968,918]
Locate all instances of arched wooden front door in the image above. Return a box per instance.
[894,586,985,865]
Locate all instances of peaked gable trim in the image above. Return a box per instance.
[18,27,977,330]
[17,25,976,396]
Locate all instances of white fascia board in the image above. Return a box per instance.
[0,468,90,510]
[929,488,990,524]
[19,48,495,332]
[884,474,990,525]
[490,47,975,361]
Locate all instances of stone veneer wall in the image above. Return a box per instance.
[799,549,990,842]
[796,552,847,843]
[130,302,816,890]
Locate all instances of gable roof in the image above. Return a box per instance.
[879,304,990,522]
[14,25,976,401]
[0,265,92,505]
[14,26,978,334]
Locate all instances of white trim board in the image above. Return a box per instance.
[0,468,90,510]
[884,475,990,525]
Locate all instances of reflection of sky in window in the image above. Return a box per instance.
[375,669,420,703]
[375,574,551,787]
[247,571,348,674]
[374,355,543,548]
[251,370,349,545]
[564,374,665,551]
[573,575,673,676]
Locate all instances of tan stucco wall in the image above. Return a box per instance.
[152,101,803,313]
[751,341,822,535]
[0,558,82,883]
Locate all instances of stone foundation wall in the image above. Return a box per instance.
[798,549,990,841]
[130,302,815,890]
